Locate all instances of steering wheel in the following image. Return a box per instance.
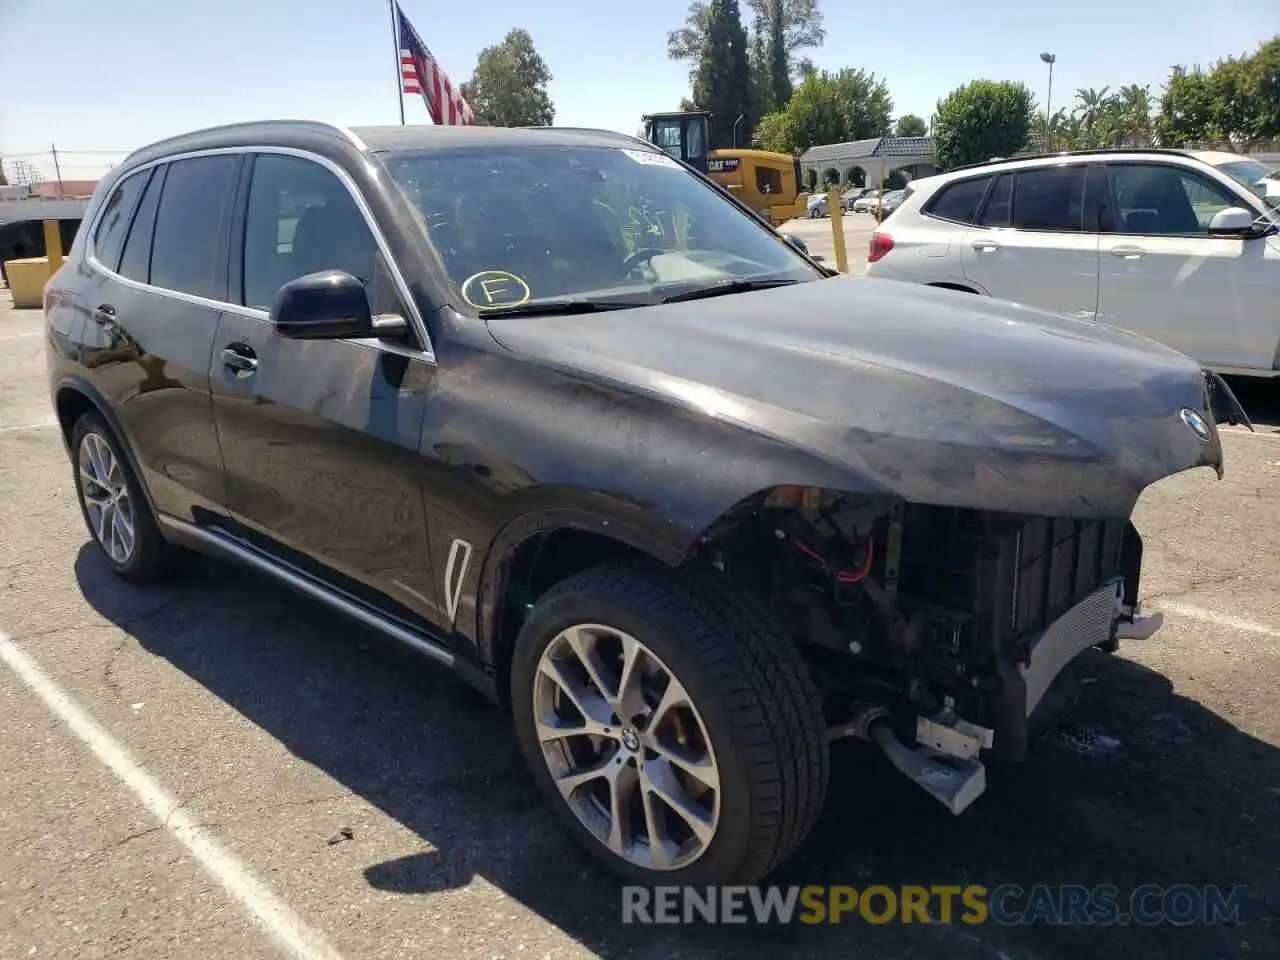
[622,247,665,272]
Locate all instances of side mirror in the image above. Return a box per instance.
[270,270,374,340]
[1207,206,1257,236]
[781,232,809,255]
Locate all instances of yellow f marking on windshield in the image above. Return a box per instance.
[462,270,532,309]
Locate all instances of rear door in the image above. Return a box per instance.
[80,154,238,521]
[1094,161,1275,370]
[208,150,441,627]
[962,164,1102,320]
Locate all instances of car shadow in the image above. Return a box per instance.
[1224,375,1280,432]
[75,545,1278,960]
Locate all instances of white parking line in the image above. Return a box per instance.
[0,330,43,342]
[0,419,57,434]
[1157,601,1280,639]
[0,629,347,960]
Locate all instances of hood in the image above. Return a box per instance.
[485,276,1225,518]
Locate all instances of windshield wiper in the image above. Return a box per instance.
[657,277,803,304]
[478,298,648,318]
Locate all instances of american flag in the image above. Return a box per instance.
[398,4,477,126]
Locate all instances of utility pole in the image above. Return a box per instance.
[50,143,65,198]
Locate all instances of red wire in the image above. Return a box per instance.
[793,538,875,583]
[835,539,874,583]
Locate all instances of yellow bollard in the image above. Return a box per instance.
[827,188,849,273]
[43,220,64,272]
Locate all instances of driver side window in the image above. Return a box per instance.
[242,154,387,311]
[1108,164,1241,236]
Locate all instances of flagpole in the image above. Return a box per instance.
[389,0,406,125]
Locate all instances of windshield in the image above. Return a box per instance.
[1215,159,1277,193]
[382,144,820,311]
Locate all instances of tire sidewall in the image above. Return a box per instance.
[510,578,760,887]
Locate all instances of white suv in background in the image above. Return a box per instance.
[864,149,1280,378]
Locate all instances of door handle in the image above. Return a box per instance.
[970,240,1000,253]
[1110,245,1145,260]
[90,303,122,336]
[221,344,258,374]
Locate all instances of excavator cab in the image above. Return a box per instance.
[642,111,712,174]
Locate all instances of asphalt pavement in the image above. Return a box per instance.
[1,286,1277,960]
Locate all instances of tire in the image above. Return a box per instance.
[510,560,828,886]
[70,411,181,583]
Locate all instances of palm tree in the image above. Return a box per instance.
[1075,86,1112,143]
[1116,84,1153,145]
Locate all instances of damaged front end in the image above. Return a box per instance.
[697,483,1199,817]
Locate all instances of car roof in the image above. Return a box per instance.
[118,119,659,171]
[352,124,652,154]
[905,148,1223,195]
[1188,150,1256,167]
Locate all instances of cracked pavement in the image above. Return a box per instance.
[2,288,1279,960]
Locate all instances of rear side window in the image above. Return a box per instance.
[91,173,148,271]
[118,166,164,283]
[1011,166,1087,232]
[978,173,1012,227]
[149,155,239,300]
[926,176,990,224]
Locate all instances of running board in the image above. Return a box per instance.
[155,515,455,669]
[870,724,987,815]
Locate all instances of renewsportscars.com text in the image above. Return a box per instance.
[621,884,1246,926]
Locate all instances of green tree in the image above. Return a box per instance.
[459,28,554,127]
[1251,36,1280,142]
[1156,38,1280,148]
[1155,66,1218,145]
[932,79,1035,170]
[691,0,755,147]
[670,0,824,107]
[754,68,892,154]
[894,114,927,137]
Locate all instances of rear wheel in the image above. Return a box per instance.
[510,561,828,885]
[71,412,181,583]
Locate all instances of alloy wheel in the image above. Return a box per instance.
[78,432,136,564]
[532,623,721,871]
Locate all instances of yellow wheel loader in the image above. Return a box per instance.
[642,110,808,226]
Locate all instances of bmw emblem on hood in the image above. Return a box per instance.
[1179,407,1212,442]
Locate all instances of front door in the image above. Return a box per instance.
[208,151,441,626]
[962,165,1102,321]
[1095,161,1276,371]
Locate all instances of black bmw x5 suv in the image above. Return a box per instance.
[44,119,1248,887]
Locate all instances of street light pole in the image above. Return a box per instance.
[1040,52,1056,151]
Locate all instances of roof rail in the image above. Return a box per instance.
[946,146,1193,173]
[121,119,366,166]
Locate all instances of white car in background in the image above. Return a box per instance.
[852,190,885,213]
[1199,150,1280,203]
[864,148,1280,378]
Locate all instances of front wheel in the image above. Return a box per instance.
[510,562,828,886]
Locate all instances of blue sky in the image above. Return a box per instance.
[1,0,1276,180]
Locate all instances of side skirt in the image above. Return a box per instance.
[156,514,458,670]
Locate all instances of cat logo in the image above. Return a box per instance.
[707,157,740,174]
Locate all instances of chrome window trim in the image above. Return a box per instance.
[83,144,436,363]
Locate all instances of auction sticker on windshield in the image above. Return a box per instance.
[621,149,683,170]
[461,270,532,309]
